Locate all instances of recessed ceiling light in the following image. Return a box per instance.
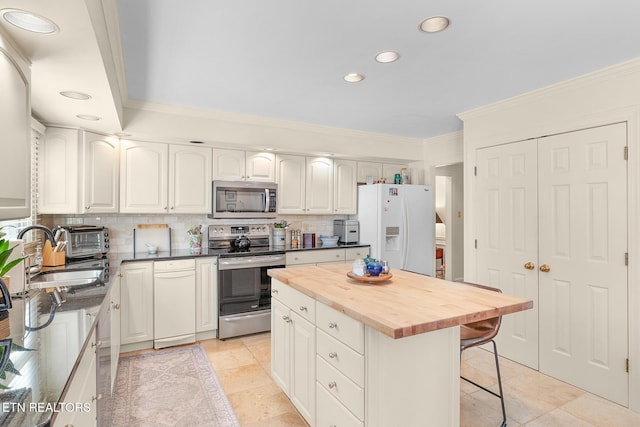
[375,51,400,63]
[419,16,450,33]
[344,73,365,83]
[60,91,92,100]
[1,9,58,34]
[76,114,101,121]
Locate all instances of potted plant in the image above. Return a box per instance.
[0,226,28,293]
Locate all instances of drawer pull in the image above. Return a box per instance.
[271,289,279,294]
[92,394,103,402]
[91,341,102,349]
[299,305,308,312]
[329,352,338,359]
[282,315,292,323]
[328,381,337,389]
[328,322,337,329]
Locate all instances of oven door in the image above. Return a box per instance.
[218,254,285,316]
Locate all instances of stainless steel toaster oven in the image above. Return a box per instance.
[60,225,109,259]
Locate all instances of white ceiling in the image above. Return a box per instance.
[2,0,640,140]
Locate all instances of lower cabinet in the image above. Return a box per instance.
[285,246,370,267]
[195,257,218,337]
[271,283,316,425]
[120,262,154,348]
[53,330,98,427]
[109,275,121,391]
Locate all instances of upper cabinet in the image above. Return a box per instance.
[356,162,383,184]
[213,148,275,182]
[121,140,212,214]
[0,50,30,220]
[276,155,335,214]
[40,128,119,214]
[333,159,357,214]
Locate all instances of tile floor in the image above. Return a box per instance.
[124,333,640,426]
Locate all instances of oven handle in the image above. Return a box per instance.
[218,255,286,270]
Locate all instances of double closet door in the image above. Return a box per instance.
[475,122,629,406]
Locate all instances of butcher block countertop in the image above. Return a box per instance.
[268,263,533,339]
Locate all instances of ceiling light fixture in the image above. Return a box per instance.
[60,91,92,100]
[419,16,450,33]
[76,114,101,121]
[1,9,58,34]
[344,73,365,83]
[375,51,400,63]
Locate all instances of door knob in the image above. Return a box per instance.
[524,262,535,270]
[539,264,551,273]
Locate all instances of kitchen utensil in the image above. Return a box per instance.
[145,243,158,254]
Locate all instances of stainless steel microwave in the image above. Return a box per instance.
[209,181,278,219]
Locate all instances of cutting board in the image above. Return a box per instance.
[133,224,171,253]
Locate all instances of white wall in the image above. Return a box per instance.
[458,57,640,412]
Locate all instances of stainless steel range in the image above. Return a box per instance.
[208,224,285,339]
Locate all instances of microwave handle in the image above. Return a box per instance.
[264,189,269,212]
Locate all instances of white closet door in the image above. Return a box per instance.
[475,140,539,368]
[538,122,628,405]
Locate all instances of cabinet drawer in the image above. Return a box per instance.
[317,381,363,427]
[317,356,364,421]
[154,258,195,271]
[317,329,364,387]
[271,281,315,323]
[345,247,369,261]
[316,303,364,354]
[286,248,345,265]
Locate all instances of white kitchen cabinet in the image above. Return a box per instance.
[109,275,121,392]
[356,161,383,184]
[271,283,316,425]
[333,159,357,214]
[83,131,119,213]
[53,330,97,427]
[213,148,275,182]
[120,140,168,213]
[169,144,212,213]
[196,257,219,336]
[382,163,408,183]
[120,262,154,349]
[40,128,119,214]
[0,48,29,220]
[345,247,369,262]
[276,154,333,214]
[286,248,346,266]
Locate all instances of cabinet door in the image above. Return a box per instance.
[213,148,246,180]
[54,330,97,427]
[83,132,119,213]
[357,161,382,184]
[120,140,168,213]
[276,154,306,214]
[246,151,275,182]
[306,157,333,214]
[120,262,154,344]
[169,144,212,213]
[290,311,316,424]
[196,258,218,332]
[0,50,29,220]
[40,127,80,213]
[110,275,121,392]
[271,298,291,395]
[334,159,357,214]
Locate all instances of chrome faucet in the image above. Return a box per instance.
[17,225,57,245]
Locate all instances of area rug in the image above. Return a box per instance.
[112,345,240,426]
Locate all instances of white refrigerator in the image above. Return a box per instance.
[357,184,434,276]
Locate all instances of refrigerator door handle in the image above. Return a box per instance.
[401,198,408,269]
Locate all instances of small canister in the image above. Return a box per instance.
[285,229,292,247]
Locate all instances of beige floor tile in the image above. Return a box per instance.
[199,337,244,353]
[506,370,585,408]
[226,382,299,425]
[461,392,520,427]
[562,393,640,427]
[243,411,309,427]
[207,345,260,371]
[525,408,596,427]
[217,362,275,395]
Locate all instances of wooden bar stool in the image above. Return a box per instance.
[460,282,506,427]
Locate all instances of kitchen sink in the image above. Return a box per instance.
[29,268,104,289]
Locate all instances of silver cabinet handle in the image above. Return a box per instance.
[91,341,102,349]
[329,322,337,329]
[282,315,292,323]
[92,394,103,402]
[271,289,278,294]
[299,305,307,312]
[328,381,337,389]
[329,352,337,359]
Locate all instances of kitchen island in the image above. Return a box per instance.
[267,263,533,427]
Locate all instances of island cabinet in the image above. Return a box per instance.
[268,263,533,427]
[271,280,316,425]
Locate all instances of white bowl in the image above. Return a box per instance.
[320,235,339,246]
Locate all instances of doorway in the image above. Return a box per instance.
[433,163,463,282]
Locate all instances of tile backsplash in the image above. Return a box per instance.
[50,213,352,253]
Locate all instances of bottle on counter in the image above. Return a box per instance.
[35,245,43,267]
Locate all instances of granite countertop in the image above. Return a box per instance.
[268,263,533,339]
[0,279,111,426]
